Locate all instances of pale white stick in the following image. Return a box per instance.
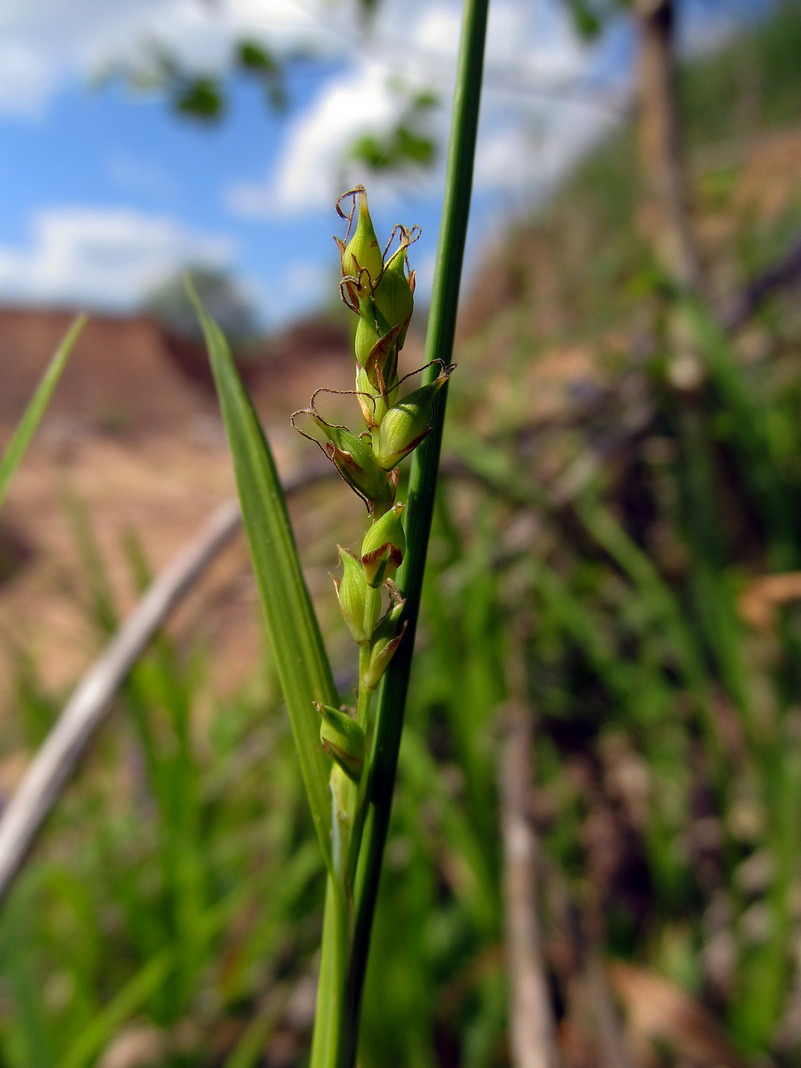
[0,498,241,904]
[0,464,330,905]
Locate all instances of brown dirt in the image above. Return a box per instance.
[0,305,356,746]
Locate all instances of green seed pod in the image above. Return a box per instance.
[375,371,451,470]
[354,305,379,367]
[361,502,405,588]
[354,298,394,369]
[333,547,380,643]
[363,590,407,689]
[316,702,365,782]
[374,247,414,347]
[365,325,402,398]
[340,187,383,290]
[326,442,393,512]
[307,413,392,511]
[354,364,381,428]
[364,624,406,690]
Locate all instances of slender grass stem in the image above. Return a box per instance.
[311,883,345,1068]
[337,0,490,1059]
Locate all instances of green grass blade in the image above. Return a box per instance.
[190,285,336,868]
[1,895,57,1067]
[60,952,173,1068]
[0,316,86,510]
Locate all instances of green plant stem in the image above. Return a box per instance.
[312,597,380,1068]
[335,0,489,1061]
[312,769,359,1068]
[346,650,377,883]
[358,584,383,718]
[311,881,346,1068]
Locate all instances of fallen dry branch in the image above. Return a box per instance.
[0,464,330,906]
[0,497,241,905]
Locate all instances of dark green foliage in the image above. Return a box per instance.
[347,88,439,174]
[235,41,285,111]
[174,76,224,120]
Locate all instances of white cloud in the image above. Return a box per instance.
[91,0,333,79]
[1,0,616,218]
[476,124,541,194]
[226,2,465,217]
[225,0,611,218]
[0,206,235,310]
[227,60,430,216]
[0,0,329,117]
[0,42,56,116]
[414,6,463,53]
[502,0,588,81]
[475,98,617,199]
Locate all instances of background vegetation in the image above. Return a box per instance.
[2,2,801,1065]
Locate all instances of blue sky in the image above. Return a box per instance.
[0,0,769,332]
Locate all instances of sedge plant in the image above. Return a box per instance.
[193,0,488,1061]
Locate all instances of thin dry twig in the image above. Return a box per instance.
[0,465,330,907]
[499,634,561,1068]
[0,498,241,905]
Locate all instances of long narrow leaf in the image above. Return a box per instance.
[191,286,336,867]
[0,316,86,510]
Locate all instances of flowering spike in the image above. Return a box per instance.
[362,324,402,399]
[325,442,393,513]
[355,366,381,428]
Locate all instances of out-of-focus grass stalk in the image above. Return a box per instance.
[0,316,86,509]
[336,0,490,1060]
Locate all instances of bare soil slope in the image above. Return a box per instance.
[0,306,355,745]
